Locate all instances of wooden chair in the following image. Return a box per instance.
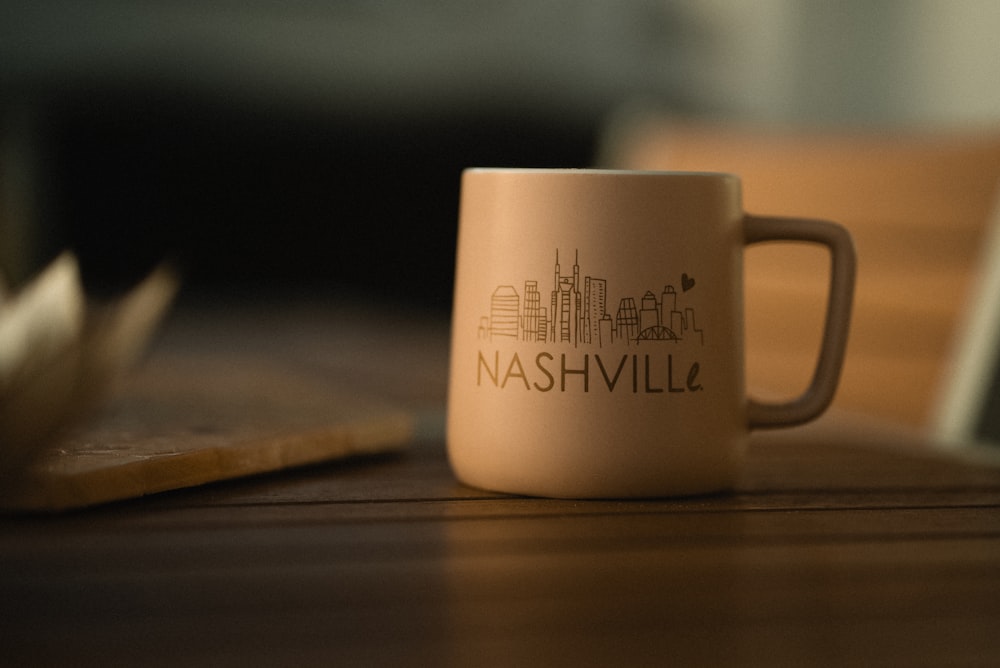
[603,118,1000,427]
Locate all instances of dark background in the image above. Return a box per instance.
[1,2,705,310]
[5,2,989,311]
[43,93,600,308]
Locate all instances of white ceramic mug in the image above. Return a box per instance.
[447,169,855,498]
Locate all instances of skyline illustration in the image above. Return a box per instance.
[478,249,704,347]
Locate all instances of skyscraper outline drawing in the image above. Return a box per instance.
[480,249,705,347]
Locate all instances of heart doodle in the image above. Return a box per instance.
[681,273,696,292]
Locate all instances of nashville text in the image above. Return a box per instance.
[477,350,704,393]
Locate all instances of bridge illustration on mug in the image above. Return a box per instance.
[478,250,704,347]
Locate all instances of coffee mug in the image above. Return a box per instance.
[447,169,855,498]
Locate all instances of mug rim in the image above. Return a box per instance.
[464,167,738,180]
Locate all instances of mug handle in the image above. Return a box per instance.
[743,215,857,428]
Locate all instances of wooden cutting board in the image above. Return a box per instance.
[0,350,414,512]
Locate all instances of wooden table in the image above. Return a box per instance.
[2,296,999,667]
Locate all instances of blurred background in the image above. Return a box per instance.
[3,1,1000,434]
[3,0,998,308]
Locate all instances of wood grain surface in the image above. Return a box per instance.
[1,298,998,667]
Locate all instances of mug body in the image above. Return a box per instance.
[447,169,747,497]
